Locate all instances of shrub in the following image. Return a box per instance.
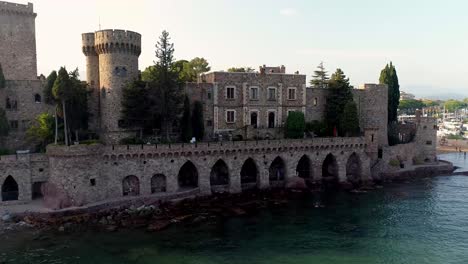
[285,111,305,139]
[389,158,400,167]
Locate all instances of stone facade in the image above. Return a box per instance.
[0,1,37,80]
[82,29,142,144]
[0,2,53,151]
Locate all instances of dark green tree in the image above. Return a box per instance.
[310,61,329,89]
[379,62,400,123]
[340,101,360,137]
[399,99,425,114]
[66,69,89,141]
[44,71,57,105]
[325,69,354,136]
[444,99,466,113]
[26,113,55,152]
[121,80,150,133]
[192,101,204,141]
[285,111,305,139]
[148,30,184,141]
[52,67,72,145]
[180,96,192,142]
[0,63,5,89]
[227,67,254,73]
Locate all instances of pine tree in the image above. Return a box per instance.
[192,101,204,141]
[0,63,5,89]
[325,69,354,136]
[310,62,329,89]
[148,30,184,141]
[340,101,360,137]
[180,96,192,142]
[379,62,400,123]
[121,80,150,130]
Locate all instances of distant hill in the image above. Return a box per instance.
[404,85,467,100]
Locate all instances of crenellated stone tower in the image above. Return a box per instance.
[82,29,141,144]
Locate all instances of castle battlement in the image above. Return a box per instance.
[0,1,35,16]
[92,29,141,55]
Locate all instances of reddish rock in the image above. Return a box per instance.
[147,220,171,232]
[286,176,308,190]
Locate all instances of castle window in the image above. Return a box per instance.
[288,87,297,100]
[226,86,235,100]
[118,119,126,128]
[250,87,259,100]
[268,87,276,101]
[207,120,213,126]
[34,94,41,103]
[6,98,17,110]
[207,92,212,100]
[313,97,318,106]
[9,120,18,130]
[226,110,236,123]
[6,98,11,109]
[426,141,432,145]
[371,134,374,142]
[90,179,96,186]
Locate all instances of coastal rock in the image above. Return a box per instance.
[1,214,12,222]
[147,220,171,232]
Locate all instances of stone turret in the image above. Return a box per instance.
[82,29,141,144]
[0,1,38,80]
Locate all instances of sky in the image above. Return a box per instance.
[26,0,468,98]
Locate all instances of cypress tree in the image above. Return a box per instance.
[325,69,354,136]
[192,101,204,141]
[310,62,329,89]
[0,63,6,89]
[340,101,360,137]
[52,67,72,145]
[379,62,400,123]
[44,71,57,104]
[180,96,192,142]
[285,111,306,139]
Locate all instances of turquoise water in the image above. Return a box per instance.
[1,154,468,264]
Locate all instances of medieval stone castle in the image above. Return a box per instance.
[0,1,441,208]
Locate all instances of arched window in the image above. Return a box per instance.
[151,174,166,193]
[269,157,286,182]
[210,160,229,186]
[34,94,41,103]
[178,161,198,190]
[122,175,140,196]
[268,112,275,128]
[2,176,19,201]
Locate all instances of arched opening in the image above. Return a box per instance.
[346,153,362,186]
[296,155,311,179]
[2,176,19,201]
[268,112,275,128]
[178,161,198,190]
[250,112,258,128]
[34,93,41,103]
[240,158,258,189]
[122,175,140,196]
[269,157,286,186]
[322,154,339,187]
[151,174,166,194]
[210,160,229,192]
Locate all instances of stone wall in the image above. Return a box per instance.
[0,80,53,150]
[0,1,37,80]
[44,137,371,206]
[0,153,49,203]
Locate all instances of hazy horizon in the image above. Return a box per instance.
[25,0,468,99]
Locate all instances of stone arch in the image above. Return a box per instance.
[240,158,258,189]
[322,153,339,186]
[2,176,19,201]
[210,159,229,191]
[346,153,362,186]
[296,155,312,179]
[178,161,198,190]
[151,174,166,193]
[122,175,140,196]
[269,156,286,184]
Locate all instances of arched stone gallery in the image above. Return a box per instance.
[2,176,19,201]
[241,158,258,189]
[210,159,229,192]
[178,161,199,190]
[122,175,140,196]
